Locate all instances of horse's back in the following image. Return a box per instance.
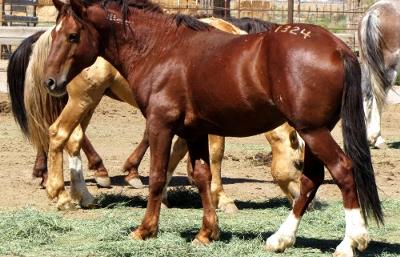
[182,25,350,135]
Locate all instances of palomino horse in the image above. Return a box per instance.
[45,0,382,255]
[8,30,113,188]
[9,17,304,210]
[359,0,400,149]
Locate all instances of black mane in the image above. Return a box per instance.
[226,17,277,33]
[100,0,211,31]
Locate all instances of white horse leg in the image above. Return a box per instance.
[265,211,300,252]
[67,126,95,208]
[334,209,369,257]
[366,96,385,148]
[69,155,95,208]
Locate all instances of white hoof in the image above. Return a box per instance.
[95,176,111,188]
[353,232,370,252]
[265,232,295,252]
[127,177,144,189]
[374,136,386,149]
[334,240,354,257]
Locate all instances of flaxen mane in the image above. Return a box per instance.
[24,29,67,151]
[8,30,45,136]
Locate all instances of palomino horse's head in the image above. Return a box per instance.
[44,0,106,96]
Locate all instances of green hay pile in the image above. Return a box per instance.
[0,189,399,257]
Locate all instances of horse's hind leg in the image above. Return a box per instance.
[266,129,369,256]
[208,135,238,214]
[66,125,95,208]
[266,145,323,252]
[33,150,48,188]
[187,135,220,245]
[365,95,385,148]
[123,129,148,189]
[81,135,111,188]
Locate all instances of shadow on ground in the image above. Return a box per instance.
[181,229,400,256]
[93,187,327,211]
[388,141,400,149]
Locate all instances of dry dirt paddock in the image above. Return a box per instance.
[0,92,399,211]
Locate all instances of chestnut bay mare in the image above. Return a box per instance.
[8,17,303,210]
[44,0,383,255]
[359,0,400,149]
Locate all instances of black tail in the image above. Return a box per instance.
[7,30,45,137]
[341,53,384,225]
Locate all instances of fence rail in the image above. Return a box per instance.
[0,0,374,50]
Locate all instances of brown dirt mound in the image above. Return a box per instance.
[0,101,10,114]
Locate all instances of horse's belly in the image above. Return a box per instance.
[182,106,285,138]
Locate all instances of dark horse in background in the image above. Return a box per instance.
[44,0,383,256]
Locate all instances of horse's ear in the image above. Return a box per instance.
[70,0,88,18]
[53,0,66,11]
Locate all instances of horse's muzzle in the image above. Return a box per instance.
[44,77,67,97]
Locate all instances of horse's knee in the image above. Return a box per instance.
[48,125,68,151]
[149,172,167,196]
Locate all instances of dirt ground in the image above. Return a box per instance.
[0,92,399,211]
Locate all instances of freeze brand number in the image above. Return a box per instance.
[274,25,312,39]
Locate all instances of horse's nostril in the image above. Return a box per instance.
[45,78,56,90]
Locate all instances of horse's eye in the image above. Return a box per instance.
[68,33,80,43]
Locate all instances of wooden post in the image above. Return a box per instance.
[288,0,294,23]
[0,0,3,25]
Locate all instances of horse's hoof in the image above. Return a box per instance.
[265,232,295,253]
[126,177,144,189]
[80,194,96,209]
[334,242,354,257]
[56,200,76,211]
[371,136,387,149]
[131,228,157,240]
[131,230,144,240]
[95,176,111,188]
[192,236,212,246]
[219,202,239,214]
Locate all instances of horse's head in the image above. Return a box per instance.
[44,0,106,96]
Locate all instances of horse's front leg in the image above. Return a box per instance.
[208,135,238,214]
[122,129,148,188]
[187,135,220,244]
[66,125,95,208]
[47,97,94,210]
[132,121,173,240]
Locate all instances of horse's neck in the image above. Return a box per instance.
[101,9,196,78]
